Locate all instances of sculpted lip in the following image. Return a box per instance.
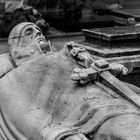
[37,38,46,44]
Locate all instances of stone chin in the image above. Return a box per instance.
[37,38,51,54]
[38,40,51,54]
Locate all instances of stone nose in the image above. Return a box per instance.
[34,29,42,38]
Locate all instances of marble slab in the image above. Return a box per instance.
[81,26,140,58]
[83,26,140,41]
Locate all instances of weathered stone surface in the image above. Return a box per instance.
[8,22,51,66]
[83,25,140,41]
[81,26,140,58]
[0,22,140,140]
[79,25,140,87]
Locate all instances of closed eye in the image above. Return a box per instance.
[25,28,33,36]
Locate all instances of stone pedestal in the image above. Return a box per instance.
[79,26,140,87]
[82,26,140,58]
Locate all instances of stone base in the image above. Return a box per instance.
[77,25,140,87]
[82,26,140,58]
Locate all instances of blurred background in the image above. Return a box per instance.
[0,0,138,38]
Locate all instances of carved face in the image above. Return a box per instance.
[8,22,51,66]
[18,24,50,53]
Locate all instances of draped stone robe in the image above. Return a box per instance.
[0,50,139,140]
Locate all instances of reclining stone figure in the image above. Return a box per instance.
[0,22,140,140]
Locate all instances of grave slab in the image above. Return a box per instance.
[82,26,140,58]
[79,26,140,87]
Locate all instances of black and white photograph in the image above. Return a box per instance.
[0,0,140,140]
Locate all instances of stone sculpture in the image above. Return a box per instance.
[0,22,140,140]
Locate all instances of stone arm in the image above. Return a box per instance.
[64,42,128,80]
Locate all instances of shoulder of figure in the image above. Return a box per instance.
[0,53,14,77]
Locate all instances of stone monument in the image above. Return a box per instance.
[78,25,140,86]
[0,22,139,140]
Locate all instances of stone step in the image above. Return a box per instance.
[83,26,140,41]
[81,26,140,58]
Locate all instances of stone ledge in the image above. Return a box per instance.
[83,26,140,41]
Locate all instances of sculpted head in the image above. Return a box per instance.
[8,22,51,66]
